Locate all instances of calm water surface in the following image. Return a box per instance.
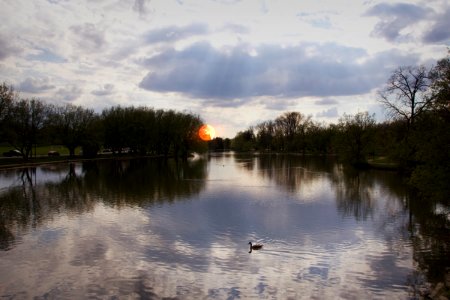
[0,153,448,299]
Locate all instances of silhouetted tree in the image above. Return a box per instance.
[102,106,129,154]
[232,128,255,152]
[255,121,275,151]
[429,53,450,117]
[379,65,432,129]
[50,104,97,157]
[5,98,50,159]
[274,112,311,152]
[335,112,375,166]
[0,83,17,142]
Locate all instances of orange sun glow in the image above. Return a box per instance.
[198,124,216,141]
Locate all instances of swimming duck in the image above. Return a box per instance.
[248,242,263,253]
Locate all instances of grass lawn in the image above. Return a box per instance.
[0,145,81,156]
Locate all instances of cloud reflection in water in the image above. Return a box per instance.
[0,154,434,299]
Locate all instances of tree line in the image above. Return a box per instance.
[0,85,207,160]
[231,54,449,202]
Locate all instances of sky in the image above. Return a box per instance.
[1,0,449,138]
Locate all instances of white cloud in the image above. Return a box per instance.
[316,107,338,118]
[0,0,448,137]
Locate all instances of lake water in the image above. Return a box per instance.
[0,153,448,299]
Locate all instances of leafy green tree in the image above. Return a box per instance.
[102,106,129,154]
[101,106,205,158]
[0,83,16,142]
[428,53,450,117]
[255,121,275,151]
[50,104,97,157]
[274,112,311,152]
[5,98,50,159]
[305,122,335,155]
[335,112,376,166]
[409,54,450,202]
[232,129,255,152]
[409,112,450,202]
[170,111,203,158]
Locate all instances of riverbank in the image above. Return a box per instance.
[367,156,400,170]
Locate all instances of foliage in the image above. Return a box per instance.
[429,53,450,117]
[335,112,376,166]
[4,98,50,159]
[0,83,17,142]
[101,106,205,158]
[1,86,207,160]
[49,104,98,157]
[231,129,255,152]
[208,137,231,151]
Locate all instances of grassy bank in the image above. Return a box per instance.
[367,156,399,170]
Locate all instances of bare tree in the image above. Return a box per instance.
[379,65,432,128]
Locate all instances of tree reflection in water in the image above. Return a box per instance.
[0,154,448,298]
[236,153,449,296]
[0,158,207,251]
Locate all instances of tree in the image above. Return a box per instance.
[305,122,335,155]
[102,106,129,154]
[50,104,97,157]
[232,129,255,152]
[428,53,450,117]
[379,65,432,129]
[255,121,275,151]
[274,112,311,152]
[5,98,50,159]
[409,53,450,202]
[0,83,16,142]
[335,112,376,166]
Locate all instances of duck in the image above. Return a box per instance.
[248,242,263,253]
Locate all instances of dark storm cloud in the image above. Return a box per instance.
[138,41,419,105]
[18,77,55,93]
[422,7,450,43]
[144,23,209,44]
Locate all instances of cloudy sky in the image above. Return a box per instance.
[1,0,449,137]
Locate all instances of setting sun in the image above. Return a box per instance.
[198,124,216,141]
